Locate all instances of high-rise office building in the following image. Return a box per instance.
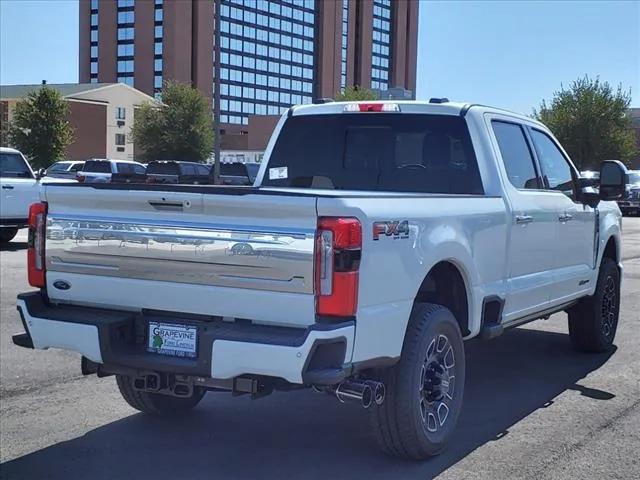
[80,0,418,145]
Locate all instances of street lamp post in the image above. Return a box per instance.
[213,0,222,184]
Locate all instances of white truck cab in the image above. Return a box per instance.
[11,101,628,459]
[1,147,75,243]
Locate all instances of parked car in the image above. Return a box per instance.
[146,161,211,184]
[13,101,626,459]
[0,147,69,242]
[617,170,640,216]
[45,161,85,179]
[77,159,146,183]
[220,162,251,185]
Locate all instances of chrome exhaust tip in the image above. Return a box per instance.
[366,380,385,406]
[335,380,374,409]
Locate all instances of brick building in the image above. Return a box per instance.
[79,0,419,150]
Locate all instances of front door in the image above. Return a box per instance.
[528,128,596,304]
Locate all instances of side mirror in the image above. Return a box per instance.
[579,186,600,209]
[35,168,46,180]
[599,160,628,200]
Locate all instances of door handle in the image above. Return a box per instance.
[515,215,533,224]
[559,213,573,222]
[148,200,184,211]
[2,185,14,190]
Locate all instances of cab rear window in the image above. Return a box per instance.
[262,114,483,194]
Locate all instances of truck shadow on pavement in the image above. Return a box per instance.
[1,326,616,480]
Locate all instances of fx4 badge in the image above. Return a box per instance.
[373,220,410,241]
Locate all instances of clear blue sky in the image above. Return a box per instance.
[1,0,638,115]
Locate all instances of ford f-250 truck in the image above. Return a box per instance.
[13,100,628,459]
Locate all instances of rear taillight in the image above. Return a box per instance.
[27,202,47,288]
[77,174,85,182]
[315,217,362,318]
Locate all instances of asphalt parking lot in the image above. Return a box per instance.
[1,219,639,480]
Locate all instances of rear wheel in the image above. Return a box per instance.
[370,303,465,459]
[568,257,620,352]
[0,228,18,243]
[116,374,206,416]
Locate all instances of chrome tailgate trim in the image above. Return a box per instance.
[46,216,316,294]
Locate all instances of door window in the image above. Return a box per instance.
[491,121,540,189]
[182,165,197,175]
[116,163,134,174]
[83,161,111,173]
[0,153,33,178]
[530,130,575,197]
[47,163,67,173]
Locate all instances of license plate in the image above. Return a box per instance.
[147,322,197,358]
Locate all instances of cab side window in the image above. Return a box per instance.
[530,130,575,198]
[116,163,134,174]
[492,121,540,189]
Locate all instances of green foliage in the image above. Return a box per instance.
[334,85,378,102]
[0,118,10,148]
[8,86,74,168]
[534,76,638,170]
[131,81,214,162]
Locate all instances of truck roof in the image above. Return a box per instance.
[0,147,22,154]
[290,100,544,128]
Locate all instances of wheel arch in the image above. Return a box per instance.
[412,260,473,337]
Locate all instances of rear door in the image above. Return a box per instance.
[489,118,556,321]
[528,128,595,303]
[0,151,39,220]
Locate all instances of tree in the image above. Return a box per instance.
[131,81,214,162]
[334,85,377,102]
[534,76,638,170]
[8,86,73,168]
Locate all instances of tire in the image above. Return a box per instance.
[370,303,466,460]
[568,257,620,353]
[0,228,18,243]
[116,374,206,417]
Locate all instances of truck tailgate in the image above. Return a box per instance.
[43,186,318,327]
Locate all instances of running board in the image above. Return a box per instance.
[501,300,579,331]
[479,299,578,340]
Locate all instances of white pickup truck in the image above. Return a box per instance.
[13,101,628,459]
[0,147,71,243]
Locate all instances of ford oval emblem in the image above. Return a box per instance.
[53,280,71,291]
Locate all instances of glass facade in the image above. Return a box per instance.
[371,0,391,90]
[218,0,316,125]
[116,0,135,87]
[340,0,348,90]
[89,0,98,83]
[154,0,164,98]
